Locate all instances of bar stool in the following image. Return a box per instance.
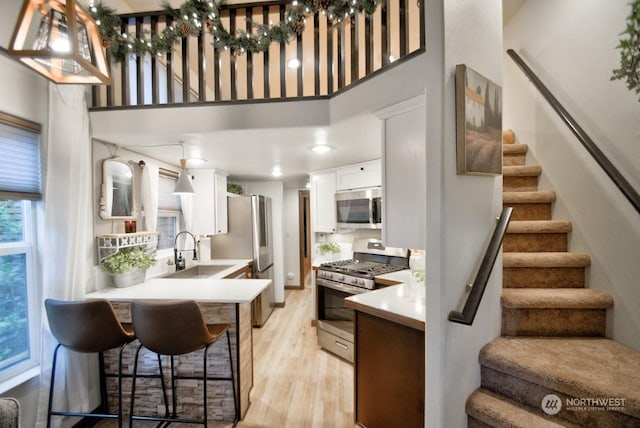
[129,300,238,427]
[44,299,136,428]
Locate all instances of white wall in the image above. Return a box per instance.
[237,181,285,304]
[504,0,640,350]
[0,12,49,424]
[283,187,302,287]
[423,1,504,426]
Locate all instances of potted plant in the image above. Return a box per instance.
[100,246,157,288]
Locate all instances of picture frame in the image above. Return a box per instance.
[455,64,503,175]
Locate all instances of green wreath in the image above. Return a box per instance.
[90,0,381,61]
[611,0,640,101]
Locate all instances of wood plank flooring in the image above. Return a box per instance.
[97,285,355,427]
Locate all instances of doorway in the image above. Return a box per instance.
[298,190,311,289]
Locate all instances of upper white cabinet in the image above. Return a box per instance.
[310,171,336,233]
[336,159,382,191]
[191,169,229,235]
[376,96,426,249]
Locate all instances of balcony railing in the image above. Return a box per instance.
[90,0,424,109]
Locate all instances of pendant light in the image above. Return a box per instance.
[174,143,195,195]
[8,0,110,85]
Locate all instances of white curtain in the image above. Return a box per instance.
[141,163,159,231]
[36,84,97,427]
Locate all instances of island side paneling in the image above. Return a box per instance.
[103,301,253,421]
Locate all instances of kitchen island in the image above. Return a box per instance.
[86,259,268,423]
[345,270,425,428]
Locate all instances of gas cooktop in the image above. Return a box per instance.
[319,259,406,279]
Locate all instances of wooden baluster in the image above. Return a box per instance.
[262,6,270,99]
[399,0,407,57]
[136,17,144,105]
[381,1,389,67]
[279,5,286,98]
[181,34,189,102]
[230,9,237,100]
[166,16,174,104]
[121,19,130,106]
[246,8,254,100]
[327,24,333,94]
[151,16,159,105]
[350,16,358,83]
[313,15,320,96]
[198,23,206,101]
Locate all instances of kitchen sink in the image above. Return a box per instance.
[163,264,235,279]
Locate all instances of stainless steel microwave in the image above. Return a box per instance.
[335,188,382,229]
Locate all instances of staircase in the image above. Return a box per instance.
[466,130,640,427]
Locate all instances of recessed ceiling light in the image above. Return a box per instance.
[389,55,396,63]
[287,58,301,69]
[312,145,332,154]
[271,166,283,177]
[187,157,206,165]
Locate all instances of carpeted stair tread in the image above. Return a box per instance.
[466,388,580,428]
[503,130,515,145]
[506,220,572,234]
[480,337,640,419]
[503,165,542,177]
[501,288,613,309]
[503,191,556,204]
[503,252,590,268]
[503,143,528,154]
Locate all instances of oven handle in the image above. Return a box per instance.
[317,278,369,295]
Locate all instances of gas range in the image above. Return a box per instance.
[318,239,409,290]
[318,259,407,289]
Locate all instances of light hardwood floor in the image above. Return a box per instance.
[98,285,355,427]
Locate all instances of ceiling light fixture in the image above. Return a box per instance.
[187,157,206,166]
[174,142,195,195]
[8,0,110,85]
[271,166,283,177]
[311,145,332,154]
[287,58,301,69]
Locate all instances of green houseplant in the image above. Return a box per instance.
[318,242,340,255]
[100,246,157,288]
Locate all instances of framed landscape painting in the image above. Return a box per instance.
[455,64,503,175]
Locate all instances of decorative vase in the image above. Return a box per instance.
[111,268,146,288]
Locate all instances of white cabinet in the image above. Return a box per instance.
[191,169,229,235]
[336,159,382,191]
[377,96,426,249]
[310,171,336,233]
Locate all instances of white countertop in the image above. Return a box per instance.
[87,259,269,304]
[345,270,425,331]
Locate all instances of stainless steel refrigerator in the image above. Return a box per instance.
[211,195,274,326]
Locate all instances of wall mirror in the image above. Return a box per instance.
[99,158,137,220]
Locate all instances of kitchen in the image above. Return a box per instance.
[0,0,508,426]
[86,92,427,425]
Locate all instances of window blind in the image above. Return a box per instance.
[0,121,42,200]
[158,175,180,211]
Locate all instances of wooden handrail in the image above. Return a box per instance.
[507,49,640,215]
[448,207,513,326]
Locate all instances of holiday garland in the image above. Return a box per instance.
[89,0,381,61]
[611,0,640,101]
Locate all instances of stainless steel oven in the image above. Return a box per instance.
[335,188,382,230]
[316,239,409,363]
[316,278,368,362]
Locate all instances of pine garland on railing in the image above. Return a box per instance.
[611,0,640,101]
[89,0,382,60]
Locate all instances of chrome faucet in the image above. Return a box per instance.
[174,231,198,271]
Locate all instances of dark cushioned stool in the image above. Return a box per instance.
[129,300,238,427]
[44,299,136,428]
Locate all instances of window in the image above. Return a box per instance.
[0,112,41,387]
[145,174,181,251]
